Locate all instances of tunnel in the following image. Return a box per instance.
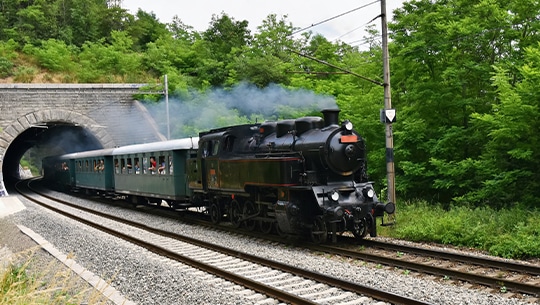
[1,122,103,187]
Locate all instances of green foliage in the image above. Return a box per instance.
[20,154,40,176]
[13,66,36,83]
[0,251,109,304]
[0,0,126,46]
[76,32,143,82]
[382,201,540,259]
[201,13,252,86]
[231,52,290,87]
[24,39,77,72]
[462,51,540,207]
[126,10,170,52]
[0,57,13,78]
[0,39,18,77]
[390,0,540,207]
[143,35,197,81]
[1,262,31,296]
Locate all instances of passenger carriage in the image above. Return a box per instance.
[111,138,198,206]
[43,149,115,193]
[42,155,76,190]
[69,149,115,193]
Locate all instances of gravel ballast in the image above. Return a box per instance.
[4,191,537,305]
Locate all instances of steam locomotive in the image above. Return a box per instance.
[43,109,394,243]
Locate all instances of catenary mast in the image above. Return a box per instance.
[381,0,396,206]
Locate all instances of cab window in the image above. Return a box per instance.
[212,140,220,155]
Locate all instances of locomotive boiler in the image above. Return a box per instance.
[187,109,395,242]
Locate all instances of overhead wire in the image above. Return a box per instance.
[334,12,383,43]
[285,0,384,82]
[290,0,380,36]
[334,23,371,41]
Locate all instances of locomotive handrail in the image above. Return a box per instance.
[253,152,301,158]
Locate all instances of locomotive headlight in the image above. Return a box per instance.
[363,188,375,198]
[342,120,353,131]
[330,190,340,201]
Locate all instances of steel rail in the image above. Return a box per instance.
[23,180,434,305]
[359,239,540,276]
[311,243,540,296]
[17,182,316,305]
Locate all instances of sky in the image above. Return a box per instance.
[121,0,405,48]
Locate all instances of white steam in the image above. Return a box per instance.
[145,83,337,138]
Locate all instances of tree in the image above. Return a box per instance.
[229,14,298,87]
[467,47,540,207]
[125,9,170,52]
[201,13,252,86]
[389,0,540,205]
[168,16,200,42]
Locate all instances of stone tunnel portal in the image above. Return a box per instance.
[2,123,103,186]
[0,83,166,195]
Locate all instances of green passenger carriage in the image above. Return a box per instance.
[112,138,198,206]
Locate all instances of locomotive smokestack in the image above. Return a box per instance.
[322,109,340,127]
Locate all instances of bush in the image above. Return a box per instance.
[0,57,14,77]
[13,66,36,83]
[24,39,76,72]
[380,201,540,259]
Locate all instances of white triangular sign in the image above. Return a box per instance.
[386,109,396,122]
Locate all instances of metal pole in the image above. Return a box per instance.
[381,0,396,205]
[165,74,170,140]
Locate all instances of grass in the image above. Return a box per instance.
[378,201,540,259]
[1,248,109,305]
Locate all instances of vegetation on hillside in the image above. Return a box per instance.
[2,0,540,257]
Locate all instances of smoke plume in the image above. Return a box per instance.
[145,82,337,138]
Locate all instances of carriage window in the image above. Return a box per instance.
[93,160,97,172]
[168,156,173,174]
[158,156,166,174]
[78,161,82,172]
[115,158,120,174]
[142,157,148,174]
[96,159,104,172]
[126,158,132,174]
[121,159,126,174]
[148,156,157,174]
[85,160,89,172]
[134,157,140,174]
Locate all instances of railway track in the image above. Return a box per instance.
[311,240,540,297]
[117,194,540,299]
[17,179,433,305]
[360,238,540,276]
[111,194,540,299]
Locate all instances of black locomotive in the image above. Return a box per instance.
[43,109,394,243]
[188,109,394,242]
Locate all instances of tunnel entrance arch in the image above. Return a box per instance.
[0,109,116,187]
